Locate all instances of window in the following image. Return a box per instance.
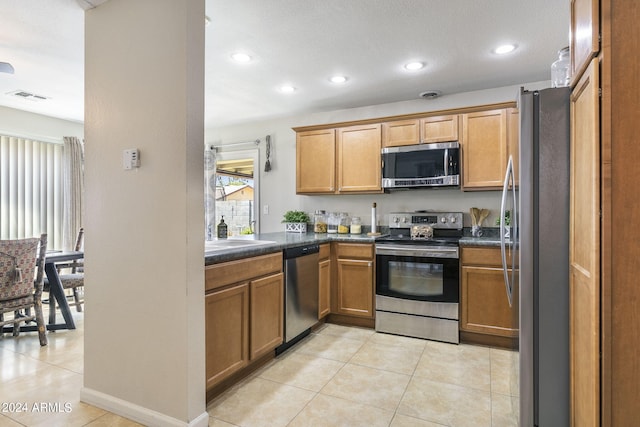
[0,135,64,248]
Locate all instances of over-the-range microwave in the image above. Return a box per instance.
[381,141,460,189]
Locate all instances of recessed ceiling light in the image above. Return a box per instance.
[329,75,348,84]
[493,44,517,55]
[404,61,425,71]
[279,85,296,93]
[230,52,252,63]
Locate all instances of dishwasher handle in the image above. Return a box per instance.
[284,243,320,259]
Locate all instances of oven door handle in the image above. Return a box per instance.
[376,245,459,258]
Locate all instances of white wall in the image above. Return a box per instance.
[82,1,207,426]
[0,105,83,143]
[208,81,550,232]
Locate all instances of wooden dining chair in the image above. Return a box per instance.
[0,234,48,346]
[44,228,84,320]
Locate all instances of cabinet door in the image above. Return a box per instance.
[570,0,599,86]
[506,108,520,186]
[382,120,419,147]
[318,258,331,319]
[460,266,519,337]
[337,124,382,193]
[205,283,249,390]
[336,258,374,318]
[250,273,284,360]
[296,129,336,193]
[462,109,508,190]
[420,114,459,143]
[569,58,600,427]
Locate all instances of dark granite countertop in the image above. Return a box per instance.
[205,231,383,265]
[205,227,510,265]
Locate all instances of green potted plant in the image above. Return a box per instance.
[282,210,310,233]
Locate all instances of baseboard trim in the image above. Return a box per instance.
[80,387,209,427]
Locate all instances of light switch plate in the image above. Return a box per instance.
[123,148,140,170]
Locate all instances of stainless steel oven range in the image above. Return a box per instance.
[375,211,463,344]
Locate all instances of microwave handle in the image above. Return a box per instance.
[444,149,449,177]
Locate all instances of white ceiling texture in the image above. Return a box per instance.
[0,0,569,128]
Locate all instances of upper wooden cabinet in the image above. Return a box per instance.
[570,0,599,87]
[296,124,382,194]
[337,124,382,193]
[296,129,336,193]
[382,115,459,147]
[461,109,509,190]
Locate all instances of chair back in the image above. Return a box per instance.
[0,235,46,302]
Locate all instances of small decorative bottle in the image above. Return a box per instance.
[551,46,570,88]
[217,216,228,239]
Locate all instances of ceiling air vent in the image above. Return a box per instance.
[419,90,441,100]
[6,90,50,102]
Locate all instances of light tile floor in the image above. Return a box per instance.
[0,309,519,427]
[207,324,520,427]
[0,307,142,427]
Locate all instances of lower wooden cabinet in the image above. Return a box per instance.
[205,253,283,392]
[205,283,249,390]
[250,272,284,360]
[460,246,518,347]
[318,244,331,319]
[334,243,374,319]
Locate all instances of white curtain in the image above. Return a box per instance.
[0,134,64,247]
[62,137,84,251]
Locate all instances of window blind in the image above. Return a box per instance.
[0,135,64,249]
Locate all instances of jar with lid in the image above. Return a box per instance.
[350,216,362,234]
[327,212,339,234]
[551,46,570,88]
[313,210,327,233]
[338,213,350,234]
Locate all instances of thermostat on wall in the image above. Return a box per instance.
[123,148,140,170]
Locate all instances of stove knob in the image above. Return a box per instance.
[450,216,457,223]
[440,217,447,223]
[393,216,400,224]
[401,216,408,223]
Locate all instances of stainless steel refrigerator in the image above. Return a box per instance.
[500,87,570,426]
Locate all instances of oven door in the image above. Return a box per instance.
[375,244,459,303]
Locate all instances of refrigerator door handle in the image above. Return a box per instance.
[500,156,514,307]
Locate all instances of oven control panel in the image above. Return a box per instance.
[388,211,463,230]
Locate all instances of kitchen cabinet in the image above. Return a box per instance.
[334,243,374,319]
[460,246,518,348]
[382,114,458,147]
[250,272,284,360]
[296,129,336,193]
[205,283,249,390]
[205,252,283,392]
[461,109,509,190]
[318,243,331,319]
[569,58,600,427]
[570,0,599,87]
[336,124,382,193]
[296,125,382,194]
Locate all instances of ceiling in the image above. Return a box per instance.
[0,0,569,129]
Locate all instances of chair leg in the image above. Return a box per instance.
[34,299,47,346]
[12,311,21,337]
[73,287,83,312]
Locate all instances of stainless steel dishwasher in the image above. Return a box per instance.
[276,243,319,354]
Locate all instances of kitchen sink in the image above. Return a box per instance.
[204,238,277,253]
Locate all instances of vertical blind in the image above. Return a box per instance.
[0,135,64,249]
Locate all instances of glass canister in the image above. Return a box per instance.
[350,216,362,234]
[551,46,570,88]
[327,212,339,234]
[338,213,350,234]
[313,210,327,233]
